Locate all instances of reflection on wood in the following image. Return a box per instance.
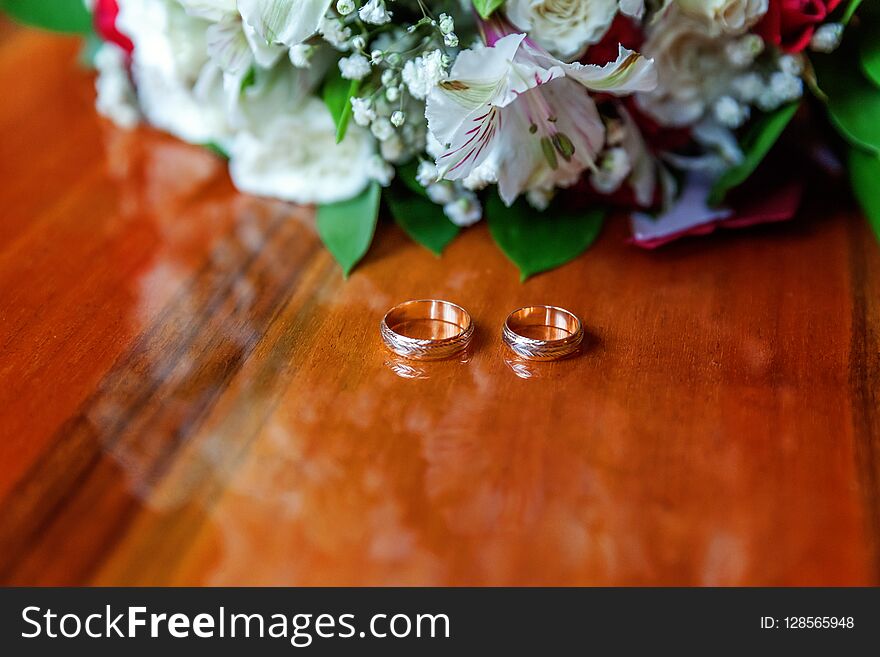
[0,26,879,586]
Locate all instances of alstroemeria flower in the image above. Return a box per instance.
[237,0,332,47]
[425,28,656,205]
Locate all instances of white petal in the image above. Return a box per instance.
[630,172,733,245]
[178,0,238,20]
[507,0,618,58]
[242,20,285,68]
[492,109,543,206]
[619,105,657,207]
[560,46,658,95]
[206,19,253,74]
[433,104,502,182]
[619,0,645,19]
[238,0,332,46]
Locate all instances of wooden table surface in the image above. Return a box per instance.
[1,26,879,587]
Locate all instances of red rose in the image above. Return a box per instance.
[583,15,644,66]
[755,0,842,53]
[93,0,134,55]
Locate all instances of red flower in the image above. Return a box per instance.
[93,0,134,55]
[583,15,644,66]
[755,0,842,53]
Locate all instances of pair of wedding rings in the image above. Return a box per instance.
[380,299,583,361]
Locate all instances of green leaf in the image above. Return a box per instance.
[384,185,459,256]
[201,142,230,160]
[386,160,460,254]
[850,147,880,243]
[486,194,606,281]
[708,103,799,206]
[0,0,92,34]
[861,23,880,88]
[472,0,505,20]
[396,160,431,199]
[321,68,360,144]
[78,30,103,67]
[816,57,880,155]
[316,182,381,276]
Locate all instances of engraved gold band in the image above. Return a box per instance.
[502,305,583,361]
[380,299,474,361]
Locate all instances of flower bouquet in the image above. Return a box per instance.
[4,0,879,277]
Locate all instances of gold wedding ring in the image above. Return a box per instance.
[380,300,474,360]
[502,305,583,360]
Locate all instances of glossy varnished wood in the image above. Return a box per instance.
[1,26,879,586]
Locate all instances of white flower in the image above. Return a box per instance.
[636,9,742,127]
[664,119,743,173]
[117,0,230,144]
[371,117,394,141]
[339,54,371,80]
[712,95,750,128]
[359,0,392,25]
[778,54,803,76]
[336,0,356,15]
[618,105,661,207]
[444,33,459,48]
[390,110,405,127]
[229,97,375,204]
[237,0,332,47]
[724,34,763,67]
[380,134,405,160]
[443,192,482,226]
[178,1,284,86]
[674,0,768,34]
[318,15,352,49]
[506,0,618,59]
[590,147,631,194]
[810,23,844,53]
[426,31,656,204]
[757,71,802,111]
[426,182,456,204]
[178,0,238,20]
[462,162,498,191]
[416,160,438,186]
[438,13,455,35]
[730,72,764,102]
[366,154,395,186]
[94,43,140,129]
[289,44,313,67]
[350,97,376,126]
[526,188,553,210]
[401,50,448,100]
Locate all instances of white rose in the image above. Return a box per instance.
[229,96,376,204]
[117,0,230,144]
[635,10,739,127]
[506,0,618,59]
[675,0,768,34]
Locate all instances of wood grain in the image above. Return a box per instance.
[1,25,879,586]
